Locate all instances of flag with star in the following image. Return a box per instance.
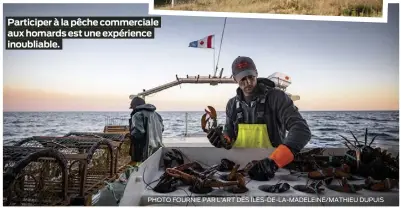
[188,35,214,49]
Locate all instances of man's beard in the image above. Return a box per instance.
[244,86,254,93]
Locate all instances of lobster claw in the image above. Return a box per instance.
[205,106,217,120]
[201,106,218,133]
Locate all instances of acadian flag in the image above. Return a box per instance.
[188,35,214,49]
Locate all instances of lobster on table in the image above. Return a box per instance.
[152,161,205,193]
[285,128,398,182]
[217,158,236,172]
[363,177,398,192]
[165,167,247,194]
[222,160,278,181]
[259,182,291,193]
[326,177,364,193]
[153,156,244,194]
[223,161,259,181]
[183,164,221,180]
[340,128,399,180]
[307,164,351,180]
[293,180,326,194]
[284,148,345,173]
[294,176,363,194]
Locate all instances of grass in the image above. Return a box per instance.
[154,0,383,17]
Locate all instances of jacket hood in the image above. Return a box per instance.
[235,77,276,99]
[135,103,157,111]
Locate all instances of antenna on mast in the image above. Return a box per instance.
[214,17,227,78]
[219,68,224,78]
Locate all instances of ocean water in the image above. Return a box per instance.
[3,111,399,151]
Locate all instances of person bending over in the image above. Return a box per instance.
[207,56,311,180]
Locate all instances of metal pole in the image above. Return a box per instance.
[184,112,188,136]
[213,46,216,77]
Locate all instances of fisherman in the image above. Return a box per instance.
[207,56,311,180]
[128,97,164,166]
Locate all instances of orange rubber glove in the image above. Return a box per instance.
[247,144,295,181]
[269,144,295,168]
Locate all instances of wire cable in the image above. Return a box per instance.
[215,17,227,73]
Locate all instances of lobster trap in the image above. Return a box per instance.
[103,125,130,134]
[3,146,69,206]
[14,136,117,203]
[103,116,130,134]
[64,131,132,174]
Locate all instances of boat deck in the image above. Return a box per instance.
[163,136,213,147]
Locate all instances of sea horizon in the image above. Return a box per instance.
[3,110,399,113]
[3,111,399,150]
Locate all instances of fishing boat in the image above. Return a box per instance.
[114,72,399,206]
[95,71,303,206]
[1,71,297,207]
[3,71,399,206]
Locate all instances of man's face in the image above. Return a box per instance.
[238,75,257,95]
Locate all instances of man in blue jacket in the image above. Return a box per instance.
[207,56,311,180]
[129,97,164,165]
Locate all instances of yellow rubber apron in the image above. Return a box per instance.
[232,124,273,148]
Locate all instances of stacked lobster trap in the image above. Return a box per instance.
[3,129,131,206]
[3,146,69,206]
[64,132,132,174]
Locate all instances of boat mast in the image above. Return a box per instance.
[129,17,300,102]
[213,17,227,78]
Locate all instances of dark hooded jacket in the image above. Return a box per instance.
[130,103,164,161]
[223,78,311,153]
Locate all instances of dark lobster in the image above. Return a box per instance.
[326,177,364,193]
[340,128,399,180]
[363,177,398,192]
[284,148,333,172]
[152,162,204,193]
[222,160,271,181]
[307,164,351,180]
[165,167,246,193]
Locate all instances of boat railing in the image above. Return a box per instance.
[104,114,192,138]
[184,112,188,137]
[105,116,129,126]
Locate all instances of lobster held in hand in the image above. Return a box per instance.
[201,106,232,149]
[201,106,218,133]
